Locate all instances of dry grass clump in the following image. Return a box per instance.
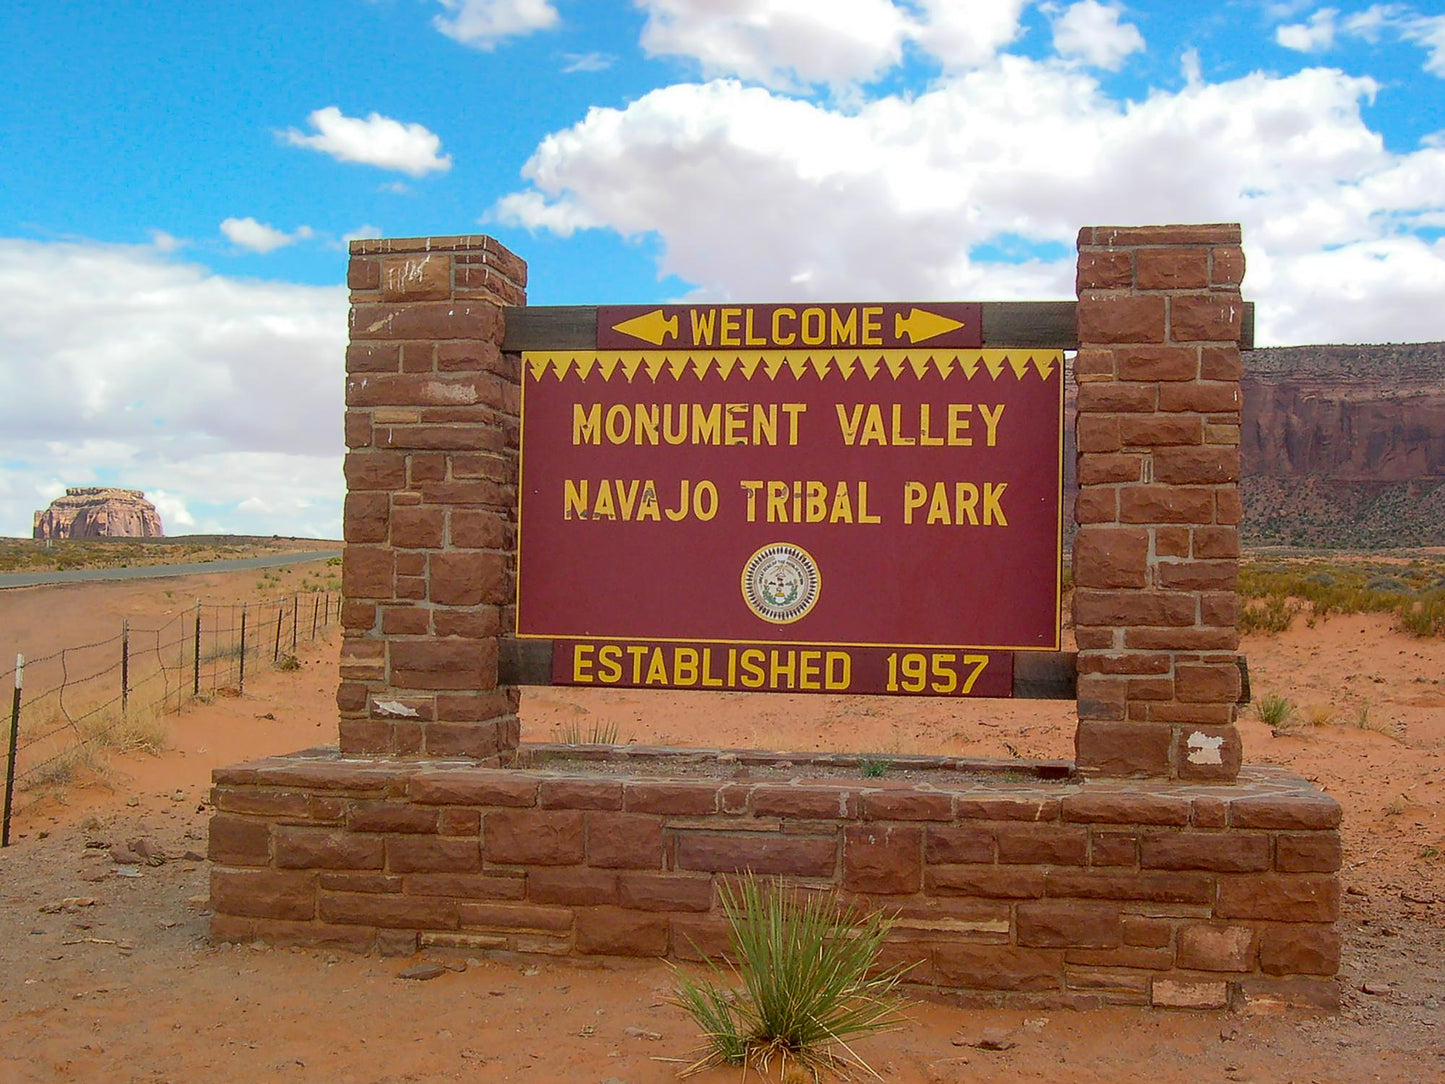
[1239,556,1445,638]
[1255,692,1297,731]
[552,719,621,745]
[673,874,908,1079]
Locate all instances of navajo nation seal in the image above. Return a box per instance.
[741,543,821,624]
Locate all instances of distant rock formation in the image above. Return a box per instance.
[1062,342,1445,548]
[33,488,165,540]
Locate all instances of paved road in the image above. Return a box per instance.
[0,550,343,589]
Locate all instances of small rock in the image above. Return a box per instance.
[951,1028,1016,1051]
[112,866,143,878]
[398,964,447,981]
[1346,885,1368,897]
[624,1026,662,1041]
[125,796,139,807]
[171,790,185,802]
[182,850,205,862]
[1362,981,1392,996]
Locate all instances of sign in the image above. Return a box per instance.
[516,302,1064,697]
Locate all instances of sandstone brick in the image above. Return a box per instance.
[926,866,1046,899]
[1073,346,1115,379]
[527,866,619,906]
[1216,488,1243,525]
[1200,344,1243,379]
[617,873,714,912]
[1176,923,1255,972]
[1063,793,1195,827]
[750,785,858,820]
[1077,383,1156,412]
[485,810,585,865]
[1158,382,1241,413]
[1119,486,1216,524]
[995,825,1088,866]
[1077,652,1170,676]
[457,903,571,934]
[1074,721,1173,777]
[348,257,381,291]
[348,802,438,834]
[1117,414,1203,446]
[623,781,722,816]
[1125,627,1239,651]
[432,608,502,639]
[387,835,480,873]
[1151,978,1229,1009]
[320,891,459,930]
[1077,673,1126,720]
[1077,295,1167,344]
[211,868,316,921]
[379,607,430,636]
[1115,346,1198,381]
[933,944,1062,991]
[424,721,508,758]
[390,639,496,690]
[1078,454,1143,485]
[1143,830,1269,876]
[342,547,394,600]
[389,507,444,549]
[319,871,404,895]
[1074,486,1118,525]
[1072,528,1149,589]
[434,691,512,722]
[343,451,407,490]
[537,779,623,811]
[1122,915,1173,948]
[1077,248,1134,290]
[450,509,508,548]
[343,492,390,543]
[1237,975,1339,1011]
[1175,724,1243,781]
[1090,831,1138,866]
[924,825,995,864]
[1137,249,1209,290]
[862,791,954,821]
[437,808,481,835]
[211,787,314,819]
[1170,294,1242,341]
[843,825,922,894]
[1074,590,1196,628]
[1065,948,1172,972]
[1047,869,1212,905]
[1275,833,1342,873]
[953,796,1060,821]
[338,717,390,754]
[1154,446,1239,485]
[1258,924,1341,976]
[346,342,400,374]
[350,300,501,342]
[274,827,384,870]
[380,254,450,300]
[405,872,523,899]
[1076,414,1121,453]
[208,813,272,866]
[1174,663,1242,704]
[1018,900,1120,948]
[1229,795,1341,830]
[429,550,508,606]
[574,907,669,956]
[1216,874,1339,921]
[675,832,836,877]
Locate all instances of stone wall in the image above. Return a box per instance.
[339,236,526,761]
[1073,225,1245,780]
[210,751,1341,1009]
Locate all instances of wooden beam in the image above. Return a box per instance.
[498,639,1251,705]
[501,301,1255,353]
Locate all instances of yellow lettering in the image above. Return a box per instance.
[860,405,886,445]
[829,308,857,345]
[743,308,765,346]
[604,405,631,444]
[694,480,718,521]
[825,651,851,690]
[955,482,979,525]
[767,481,788,522]
[645,649,668,685]
[741,480,762,521]
[829,481,853,524]
[835,403,863,445]
[858,480,880,523]
[752,404,777,445]
[597,645,623,683]
[861,306,883,346]
[769,649,797,689]
[674,648,699,686]
[980,402,1005,447]
[926,482,950,525]
[781,403,806,445]
[984,481,1008,525]
[890,403,916,446]
[772,307,796,346]
[593,479,616,520]
[690,308,716,345]
[725,403,748,445]
[740,649,765,689]
[573,403,601,444]
[903,481,927,524]
[801,307,825,345]
[919,403,943,446]
[947,403,973,446]
[798,650,822,690]
[572,643,594,683]
[564,479,588,520]
[720,307,742,346]
[691,403,721,444]
[805,481,828,523]
[665,480,690,522]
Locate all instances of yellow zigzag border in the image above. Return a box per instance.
[522,349,1060,383]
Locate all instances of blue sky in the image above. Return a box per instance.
[2,0,1443,538]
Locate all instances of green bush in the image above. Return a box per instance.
[1255,692,1297,730]
[673,874,907,1078]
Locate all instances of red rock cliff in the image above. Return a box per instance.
[33,488,165,540]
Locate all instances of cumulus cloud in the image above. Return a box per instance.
[1277,7,1338,52]
[494,60,1445,345]
[1051,1,1146,70]
[0,239,345,538]
[282,107,452,177]
[432,0,558,49]
[220,217,314,254]
[910,0,1029,70]
[636,0,913,91]
[562,51,616,73]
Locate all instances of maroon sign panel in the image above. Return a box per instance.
[516,303,1063,696]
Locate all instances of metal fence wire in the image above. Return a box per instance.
[1,592,337,843]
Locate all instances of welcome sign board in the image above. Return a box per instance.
[516,303,1064,697]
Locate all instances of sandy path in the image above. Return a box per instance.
[0,584,1441,1082]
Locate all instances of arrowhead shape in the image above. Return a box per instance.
[610,309,679,346]
[894,308,967,344]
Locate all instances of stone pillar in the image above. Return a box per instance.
[338,236,526,759]
[1072,225,1245,780]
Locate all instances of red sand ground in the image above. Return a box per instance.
[0,565,1441,1082]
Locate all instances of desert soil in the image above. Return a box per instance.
[0,566,1442,1083]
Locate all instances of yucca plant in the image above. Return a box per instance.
[673,874,908,1079]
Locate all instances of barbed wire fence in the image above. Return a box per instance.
[1,591,338,845]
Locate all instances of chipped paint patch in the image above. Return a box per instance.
[1186,731,1224,765]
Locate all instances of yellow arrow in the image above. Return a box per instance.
[894,308,965,344]
[610,309,679,346]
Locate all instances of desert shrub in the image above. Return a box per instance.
[274,653,301,671]
[1399,593,1445,638]
[1240,595,1295,634]
[1304,703,1335,727]
[673,874,907,1079]
[1255,692,1296,730]
[79,704,169,756]
[552,719,620,745]
[858,757,892,778]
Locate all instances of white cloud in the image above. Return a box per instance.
[148,490,196,529]
[282,106,452,177]
[432,0,558,49]
[636,0,914,90]
[1401,13,1445,76]
[562,51,616,73]
[220,217,313,254]
[1277,7,1338,52]
[495,60,1445,345]
[149,229,184,253]
[910,0,1029,70]
[1051,1,1145,70]
[0,239,345,538]
[342,223,383,245]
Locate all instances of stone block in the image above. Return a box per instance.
[842,825,922,894]
[484,810,585,865]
